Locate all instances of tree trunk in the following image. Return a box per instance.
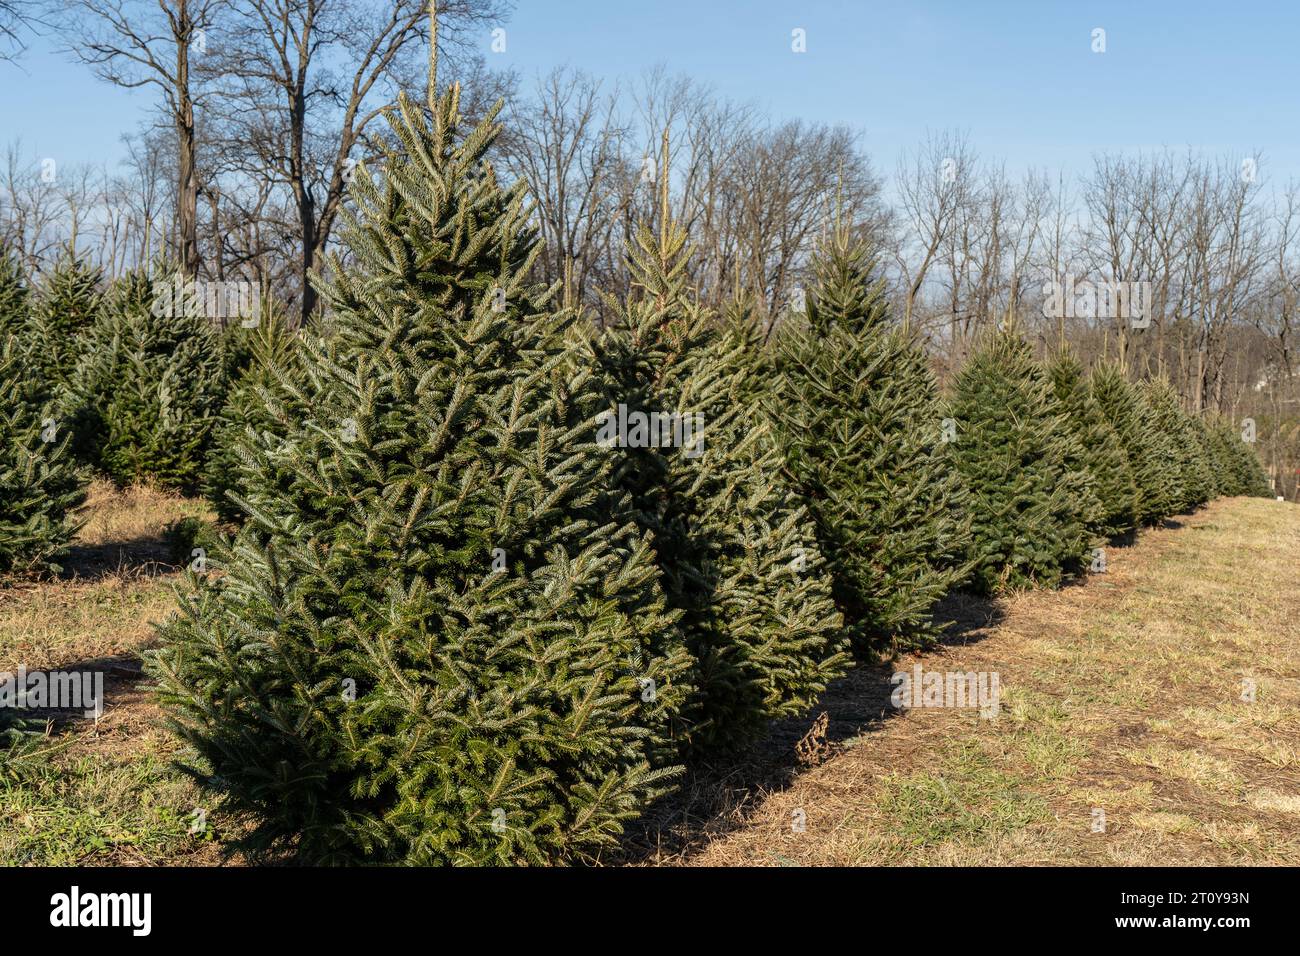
[175,1,199,279]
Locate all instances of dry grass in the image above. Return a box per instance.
[4,488,1298,866]
[621,496,1300,866]
[0,481,210,668]
[0,480,222,866]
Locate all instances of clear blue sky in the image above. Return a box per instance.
[5,0,1299,189]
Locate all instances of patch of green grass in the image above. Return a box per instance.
[877,742,1051,849]
[1001,689,1090,780]
[0,734,210,865]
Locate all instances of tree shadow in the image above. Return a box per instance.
[56,534,183,583]
[2,653,148,734]
[610,589,1006,865]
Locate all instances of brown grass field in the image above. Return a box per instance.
[2,482,1298,866]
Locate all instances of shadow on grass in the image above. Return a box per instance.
[5,653,150,736]
[609,590,1006,865]
[56,535,183,583]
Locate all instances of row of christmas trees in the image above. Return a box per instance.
[0,79,1271,863]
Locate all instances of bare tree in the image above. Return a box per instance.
[499,67,629,309]
[202,0,507,323]
[55,0,226,279]
[0,0,41,61]
[894,130,975,334]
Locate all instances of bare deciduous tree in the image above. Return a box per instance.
[202,0,507,322]
[56,0,227,279]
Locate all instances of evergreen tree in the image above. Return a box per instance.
[771,228,970,653]
[948,326,1095,592]
[1048,349,1140,539]
[1211,417,1272,496]
[592,220,848,750]
[717,290,773,410]
[1188,415,1225,499]
[1139,377,1215,511]
[1090,362,1179,524]
[150,87,692,865]
[1199,418,1236,494]
[63,267,223,492]
[0,336,87,574]
[0,248,30,338]
[26,249,103,385]
[204,305,302,524]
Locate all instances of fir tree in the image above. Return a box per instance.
[63,267,223,492]
[717,290,773,410]
[592,220,848,750]
[1048,349,1140,539]
[26,249,103,385]
[150,86,692,865]
[1139,377,1215,511]
[204,305,302,524]
[1203,418,1243,495]
[1188,415,1225,500]
[1211,417,1272,496]
[948,325,1095,592]
[1090,362,1179,525]
[0,248,30,338]
[771,228,970,653]
[0,336,87,574]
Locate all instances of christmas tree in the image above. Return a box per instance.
[591,217,848,751]
[0,335,87,574]
[1209,417,1272,497]
[771,227,970,653]
[1139,377,1215,512]
[0,248,30,338]
[1048,349,1140,539]
[1089,361,1179,525]
[26,248,103,385]
[150,84,693,865]
[717,290,774,410]
[1188,415,1225,499]
[948,325,1094,592]
[204,304,302,524]
[63,267,224,492]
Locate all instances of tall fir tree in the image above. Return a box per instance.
[948,325,1095,592]
[0,335,87,574]
[1188,415,1226,499]
[1139,376,1215,512]
[717,290,774,410]
[1090,361,1180,525]
[204,304,302,523]
[26,249,103,385]
[63,267,224,492]
[0,247,30,338]
[1048,349,1140,539]
[150,85,693,865]
[771,228,970,653]
[591,219,848,750]
[1210,417,1272,496]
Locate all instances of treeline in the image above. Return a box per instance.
[1,2,1297,495]
[0,72,1273,863]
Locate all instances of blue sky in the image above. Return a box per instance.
[4,0,1299,190]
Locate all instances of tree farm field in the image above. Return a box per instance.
[2,481,1295,867]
